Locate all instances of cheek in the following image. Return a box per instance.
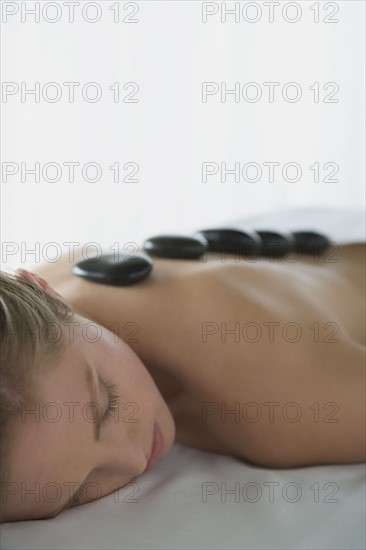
[99,332,161,406]
[118,354,161,411]
[121,356,158,401]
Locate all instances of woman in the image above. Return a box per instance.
[0,232,364,522]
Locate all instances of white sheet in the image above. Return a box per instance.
[1,207,365,550]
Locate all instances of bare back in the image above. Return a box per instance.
[32,242,366,467]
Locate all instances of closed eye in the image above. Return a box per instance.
[102,379,120,424]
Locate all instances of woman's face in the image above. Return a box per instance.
[3,272,176,522]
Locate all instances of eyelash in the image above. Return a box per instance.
[70,381,120,508]
[101,379,120,424]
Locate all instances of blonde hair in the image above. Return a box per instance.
[0,270,75,521]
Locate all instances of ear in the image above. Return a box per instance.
[15,268,64,300]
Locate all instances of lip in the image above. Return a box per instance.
[144,423,164,472]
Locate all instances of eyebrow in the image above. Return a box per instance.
[56,360,103,515]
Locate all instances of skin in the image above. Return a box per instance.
[3,298,175,522]
[2,242,365,521]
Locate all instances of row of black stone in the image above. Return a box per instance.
[72,229,330,286]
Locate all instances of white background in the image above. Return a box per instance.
[1,0,365,270]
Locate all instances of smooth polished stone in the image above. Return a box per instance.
[143,235,208,259]
[194,228,262,256]
[292,231,331,254]
[72,252,153,286]
[255,230,296,257]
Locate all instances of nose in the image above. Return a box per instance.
[99,434,148,479]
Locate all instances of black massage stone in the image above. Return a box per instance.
[72,252,153,286]
[292,231,331,254]
[143,235,208,259]
[194,228,262,256]
[255,230,296,258]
